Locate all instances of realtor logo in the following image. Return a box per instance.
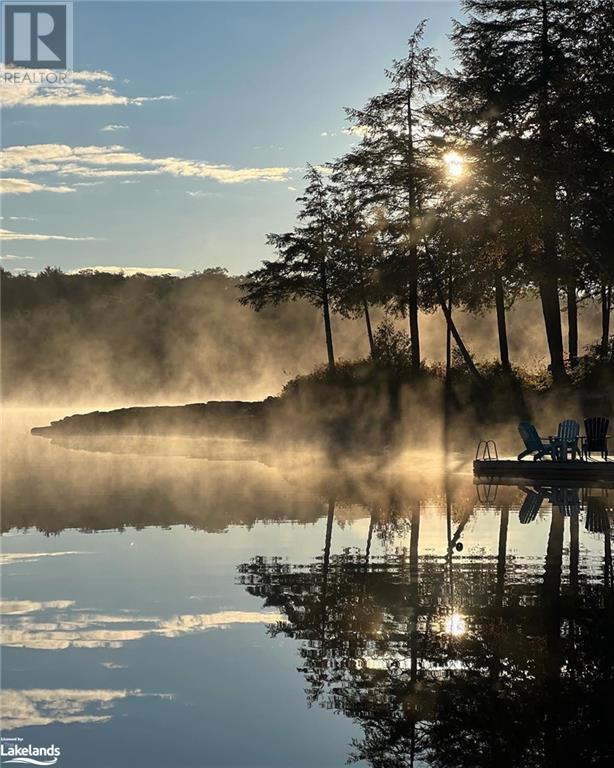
[2,2,72,69]
[0,737,61,765]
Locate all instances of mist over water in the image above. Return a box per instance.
[2,269,604,407]
[2,408,613,767]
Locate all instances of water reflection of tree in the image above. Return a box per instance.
[238,500,614,768]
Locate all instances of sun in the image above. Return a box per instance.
[443,151,465,180]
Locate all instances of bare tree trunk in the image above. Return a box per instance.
[406,92,421,374]
[408,248,421,373]
[362,295,375,357]
[567,277,578,366]
[353,232,375,360]
[601,283,611,356]
[540,278,566,382]
[424,243,483,382]
[538,1,566,384]
[446,263,452,376]
[320,263,336,374]
[563,194,578,367]
[322,302,335,374]
[494,270,511,371]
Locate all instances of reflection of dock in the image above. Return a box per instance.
[474,458,614,486]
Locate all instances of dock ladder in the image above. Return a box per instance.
[475,440,499,461]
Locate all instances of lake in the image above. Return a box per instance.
[2,409,613,767]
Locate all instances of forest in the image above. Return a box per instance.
[241,1,614,387]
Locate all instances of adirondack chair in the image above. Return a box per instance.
[518,488,544,523]
[517,421,559,461]
[582,417,610,460]
[554,419,580,461]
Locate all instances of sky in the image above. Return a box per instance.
[1,1,462,276]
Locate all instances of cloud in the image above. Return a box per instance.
[1,177,74,194]
[68,266,185,277]
[0,227,97,241]
[2,607,284,650]
[0,143,291,185]
[185,190,220,198]
[3,688,169,730]
[0,551,88,566]
[0,67,175,108]
[321,128,367,138]
[0,599,75,615]
[101,123,129,132]
[0,254,33,260]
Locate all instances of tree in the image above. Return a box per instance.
[327,169,385,358]
[432,14,534,372]
[448,0,580,382]
[240,165,337,373]
[565,0,614,358]
[343,21,440,374]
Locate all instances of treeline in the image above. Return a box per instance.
[240,1,614,384]
[4,265,605,407]
[0,267,371,403]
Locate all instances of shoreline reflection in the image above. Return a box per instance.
[239,489,614,768]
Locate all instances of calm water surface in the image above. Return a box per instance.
[2,409,613,767]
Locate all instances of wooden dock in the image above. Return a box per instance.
[473,458,614,486]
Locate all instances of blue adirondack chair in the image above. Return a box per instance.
[517,421,559,461]
[555,419,580,461]
[582,417,610,460]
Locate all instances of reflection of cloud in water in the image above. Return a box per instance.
[2,607,283,649]
[0,600,75,614]
[0,551,90,566]
[3,688,171,730]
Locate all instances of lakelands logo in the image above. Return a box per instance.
[2,1,72,70]
[0,738,61,765]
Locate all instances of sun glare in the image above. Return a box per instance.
[444,612,466,637]
[443,151,465,180]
